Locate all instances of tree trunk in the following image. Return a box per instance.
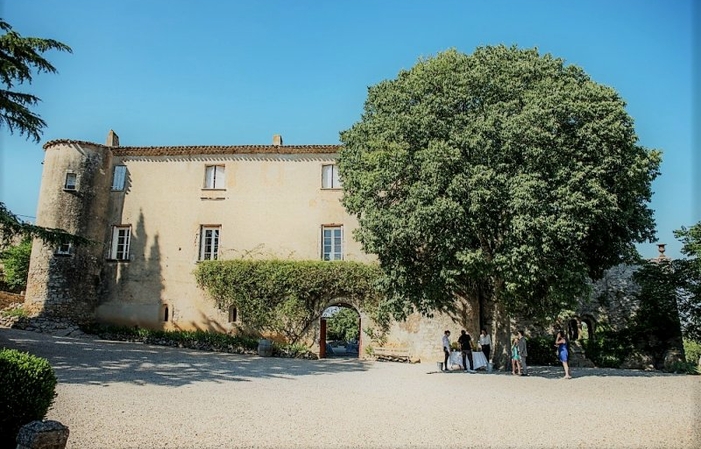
[480,285,511,370]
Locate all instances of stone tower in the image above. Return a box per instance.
[24,134,117,322]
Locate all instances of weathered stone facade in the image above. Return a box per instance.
[24,131,480,363]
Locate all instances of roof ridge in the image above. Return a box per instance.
[43,139,341,154]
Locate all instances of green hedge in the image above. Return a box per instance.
[82,324,260,353]
[195,259,383,344]
[0,348,57,447]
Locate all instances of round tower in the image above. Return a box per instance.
[25,134,116,322]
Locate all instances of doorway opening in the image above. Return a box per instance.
[319,304,361,359]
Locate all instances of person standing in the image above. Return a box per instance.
[517,330,528,376]
[457,330,475,372]
[441,330,451,371]
[555,331,572,379]
[478,328,491,362]
[511,336,522,375]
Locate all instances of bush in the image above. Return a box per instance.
[582,328,633,368]
[683,339,701,365]
[81,324,260,354]
[0,349,57,447]
[0,238,32,291]
[526,335,559,366]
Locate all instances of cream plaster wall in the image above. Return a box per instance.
[96,153,373,331]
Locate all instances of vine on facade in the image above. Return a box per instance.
[194,260,383,344]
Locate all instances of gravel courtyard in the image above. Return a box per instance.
[1,327,699,449]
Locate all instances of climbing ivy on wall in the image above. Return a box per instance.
[194,260,384,344]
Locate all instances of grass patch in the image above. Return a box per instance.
[0,306,27,319]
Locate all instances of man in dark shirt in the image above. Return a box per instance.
[458,330,475,372]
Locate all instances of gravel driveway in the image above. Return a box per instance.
[1,327,699,449]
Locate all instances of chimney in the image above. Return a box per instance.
[272,134,283,146]
[106,130,120,147]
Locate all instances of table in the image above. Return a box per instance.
[449,350,488,370]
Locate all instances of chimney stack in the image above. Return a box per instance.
[106,130,120,147]
[272,134,283,146]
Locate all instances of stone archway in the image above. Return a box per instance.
[319,302,362,359]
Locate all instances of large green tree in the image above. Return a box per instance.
[0,19,86,246]
[338,46,660,366]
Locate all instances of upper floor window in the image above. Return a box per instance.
[321,164,342,189]
[322,225,343,261]
[64,172,77,191]
[109,225,131,261]
[204,165,225,189]
[200,225,221,260]
[112,165,127,191]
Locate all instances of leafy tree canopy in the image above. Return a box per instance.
[339,46,660,360]
[0,19,86,246]
[1,18,71,142]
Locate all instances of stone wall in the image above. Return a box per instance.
[25,142,113,322]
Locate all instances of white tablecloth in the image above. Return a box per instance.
[449,350,488,370]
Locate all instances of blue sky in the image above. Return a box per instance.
[0,0,697,259]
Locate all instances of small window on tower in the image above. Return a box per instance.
[64,173,77,191]
[56,242,72,256]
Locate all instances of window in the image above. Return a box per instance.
[110,226,131,260]
[56,243,72,256]
[199,226,220,260]
[162,305,170,322]
[321,164,342,189]
[112,165,127,191]
[64,173,77,190]
[228,306,238,323]
[322,226,343,261]
[204,165,225,189]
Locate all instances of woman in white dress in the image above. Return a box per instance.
[478,328,491,362]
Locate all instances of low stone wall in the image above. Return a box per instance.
[0,291,24,309]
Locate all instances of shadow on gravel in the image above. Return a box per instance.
[425,365,682,378]
[0,328,372,387]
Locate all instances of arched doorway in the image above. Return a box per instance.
[319,303,361,359]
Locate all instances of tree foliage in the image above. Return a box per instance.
[195,260,382,344]
[630,259,684,366]
[673,221,701,341]
[0,19,88,247]
[0,237,32,291]
[1,18,71,142]
[338,46,660,364]
[327,307,360,341]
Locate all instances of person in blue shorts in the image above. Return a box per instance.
[555,330,572,379]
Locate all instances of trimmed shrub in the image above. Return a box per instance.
[0,348,57,447]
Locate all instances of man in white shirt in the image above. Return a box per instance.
[442,330,451,371]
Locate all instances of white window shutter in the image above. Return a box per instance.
[215,165,225,189]
[322,165,331,188]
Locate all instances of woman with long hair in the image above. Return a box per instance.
[478,328,491,362]
[555,331,572,379]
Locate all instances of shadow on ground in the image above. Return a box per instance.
[425,364,681,378]
[0,328,372,387]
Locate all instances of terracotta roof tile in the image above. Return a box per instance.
[43,139,341,155]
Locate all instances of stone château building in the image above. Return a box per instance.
[25,131,473,362]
